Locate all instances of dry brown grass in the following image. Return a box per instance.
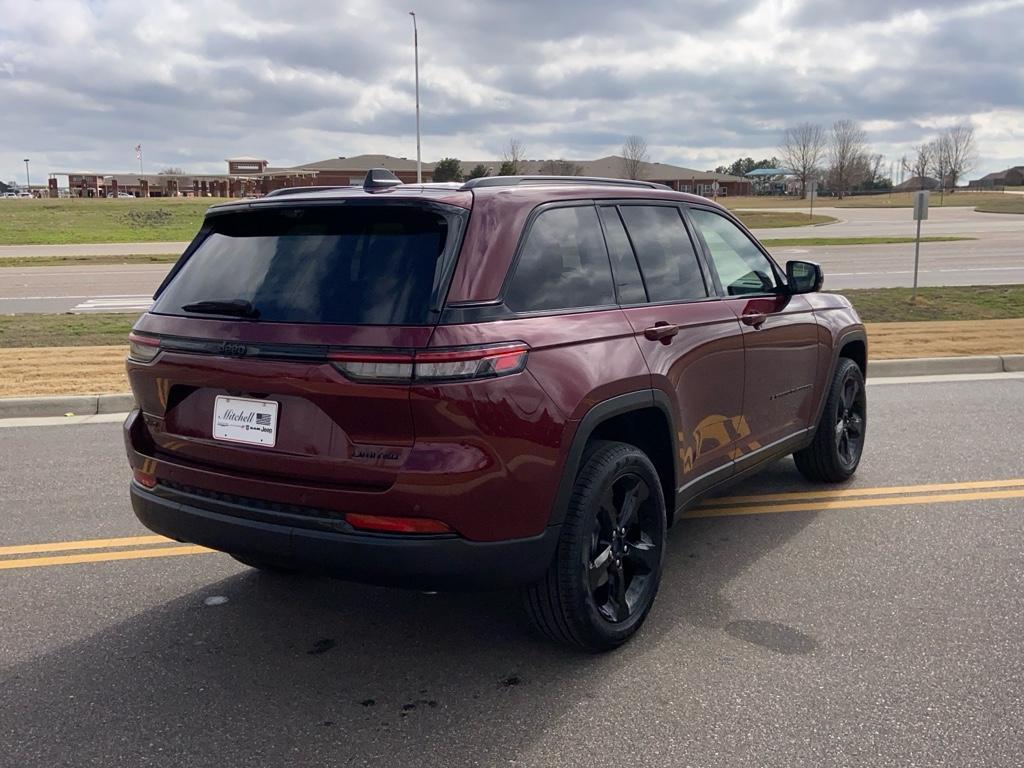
[0,346,127,397]
[2,322,1021,397]
[865,319,1024,359]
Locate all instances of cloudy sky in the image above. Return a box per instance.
[1,0,1022,184]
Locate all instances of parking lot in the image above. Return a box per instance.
[3,373,1022,767]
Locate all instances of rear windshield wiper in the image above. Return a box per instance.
[180,299,260,319]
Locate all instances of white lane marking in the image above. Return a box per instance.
[72,296,153,312]
[0,293,147,301]
[868,373,1024,386]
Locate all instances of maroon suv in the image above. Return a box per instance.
[125,171,867,651]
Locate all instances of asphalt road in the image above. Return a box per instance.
[2,374,1023,766]
[0,206,1021,313]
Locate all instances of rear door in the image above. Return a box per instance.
[686,206,820,452]
[129,201,464,490]
[601,202,745,487]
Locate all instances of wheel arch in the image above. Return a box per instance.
[548,390,678,528]
[810,326,868,431]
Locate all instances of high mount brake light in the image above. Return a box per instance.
[127,332,161,363]
[329,343,529,383]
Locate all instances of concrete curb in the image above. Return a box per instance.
[1,353,1022,419]
[867,355,1021,378]
[0,393,135,419]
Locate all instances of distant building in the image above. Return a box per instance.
[43,152,755,199]
[968,166,1024,189]
[744,167,798,195]
[458,155,751,196]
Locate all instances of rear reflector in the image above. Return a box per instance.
[345,513,452,534]
[329,343,528,384]
[133,468,157,488]
[128,332,161,363]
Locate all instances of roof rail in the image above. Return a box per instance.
[263,185,353,198]
[460,175,672,191]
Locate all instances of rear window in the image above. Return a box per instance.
[152,205,454,325]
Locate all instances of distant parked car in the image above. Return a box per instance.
[17,191,32,198]
[0,192,17,199]
[114,192,136,199]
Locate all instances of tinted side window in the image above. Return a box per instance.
[618,205,707,302]
[505,206,615,313]
[689,209,778,296]
[598,206,647,304]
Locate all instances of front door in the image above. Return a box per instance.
[687,206,820,453]
[599,203,746,489]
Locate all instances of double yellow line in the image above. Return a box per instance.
[0,535,211,570]
[2,478,1023,571]
[684,477,1024,519]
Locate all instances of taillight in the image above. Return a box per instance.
[127,332,161,363]
[329,343,528,384]
[133,468,157,488]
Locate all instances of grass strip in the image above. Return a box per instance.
[834,284,1024,323]
[0,254,179,268]
[762,236,975,247]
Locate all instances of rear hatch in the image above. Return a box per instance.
[129,199,467,490]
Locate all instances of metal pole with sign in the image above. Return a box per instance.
[912,190,928,301]
[808,179,817,222]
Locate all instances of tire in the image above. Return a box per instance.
[229,552,298,574]
[523,440,667,652]
[794,357,867,482]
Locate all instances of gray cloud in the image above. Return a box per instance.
[0,0,1021,181]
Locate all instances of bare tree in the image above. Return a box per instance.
[538,159,584,176]
[620,135,649,179]
[827,119,869,198]
[778,122,826,198]
[938,124,977,192]
[901,143,933,188]
[500,137,526,175]
[160,166,184,175]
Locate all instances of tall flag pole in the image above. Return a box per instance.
[136,144,143,176]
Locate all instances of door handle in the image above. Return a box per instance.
[643,322,681,344]
[741,311,767,329]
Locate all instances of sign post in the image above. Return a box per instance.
[912,190,929,301]
[808,179,817,222]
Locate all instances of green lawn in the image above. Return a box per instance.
[0,254,180,268]
[0,312,140,348]
[0,198,214,245]
[734,212,836,228]
[762,236,974,247]
[834,285,1024,323]
[974,196,1024,214]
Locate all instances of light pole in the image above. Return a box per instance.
[409,11,421,184]
[23,158,30,195]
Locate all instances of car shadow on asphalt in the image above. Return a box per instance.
[3,460,820,766]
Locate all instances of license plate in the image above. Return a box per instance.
[212,396,278,447]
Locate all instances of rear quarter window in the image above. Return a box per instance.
[504,205,615,313]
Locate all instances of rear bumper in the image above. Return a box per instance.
[130,483,560,590]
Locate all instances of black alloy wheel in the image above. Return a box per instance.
[794,357,867,482]
[523,440,667,651]
[587,472,660,624]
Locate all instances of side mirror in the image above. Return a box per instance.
[786,260,823,294]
